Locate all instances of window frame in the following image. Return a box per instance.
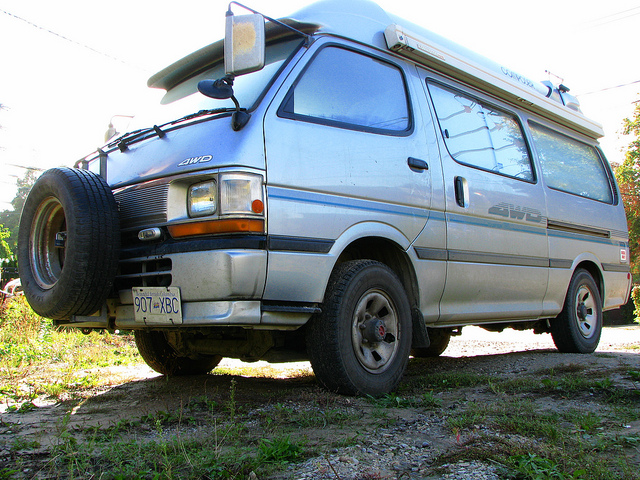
[426,79,537,184]
[527,120,617,205]
[277,43,414,137]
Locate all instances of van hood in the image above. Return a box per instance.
[82,114,265,188]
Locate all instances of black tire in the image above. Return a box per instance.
[306,260,412,396]
[134,330,222,375]
[412,328,451,357]
[551,269,602,353]
[18,168,120,319]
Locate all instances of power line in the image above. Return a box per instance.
[0,8,149,72]
[577,79,640,97]
[5,163,45,172]
[583,6,640,28]
[594,5,640,21]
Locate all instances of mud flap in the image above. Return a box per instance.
[411,308,430,349]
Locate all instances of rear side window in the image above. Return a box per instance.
[428,82,533,181]
[279,46,411,134]
[529,123,613,203]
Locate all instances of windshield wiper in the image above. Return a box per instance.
[108,108,234,152]
[170,107,236,125]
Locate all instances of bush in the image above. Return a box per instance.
[633,285,640,324]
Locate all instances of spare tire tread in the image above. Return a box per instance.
[18,168,120,319]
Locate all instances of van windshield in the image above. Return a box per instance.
[130,39,303,130]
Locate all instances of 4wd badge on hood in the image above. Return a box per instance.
[177,155,213,167]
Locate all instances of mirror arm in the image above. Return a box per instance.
[223,76,251,132]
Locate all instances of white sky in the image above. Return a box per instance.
[0,0,639,211]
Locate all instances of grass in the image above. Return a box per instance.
[0,297,139,404]
[1,296,639,479]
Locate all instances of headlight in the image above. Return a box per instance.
[188,180,217,217]
[220,173,264,215]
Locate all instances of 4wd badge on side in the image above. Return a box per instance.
[177,155,213,167]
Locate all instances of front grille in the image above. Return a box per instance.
[114,183,169,229]
[115,257,172,291]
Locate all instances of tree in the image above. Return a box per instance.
[614,100,640,275]
[0,224,11,261]
[0,169,39,267]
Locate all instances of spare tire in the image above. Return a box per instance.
[18,168,120,319]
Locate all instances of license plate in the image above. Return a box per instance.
[132,287,183,325]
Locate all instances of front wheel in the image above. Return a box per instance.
[306,260,412,396]
[551,269,602,353]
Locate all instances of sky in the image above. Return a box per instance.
[1,0,639,211]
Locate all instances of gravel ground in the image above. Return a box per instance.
[266,324,640,480]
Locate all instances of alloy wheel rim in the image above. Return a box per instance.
[351,289,399,373]
[30,196,67,289]
[575,284,597,339]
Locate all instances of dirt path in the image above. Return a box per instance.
[1,325,638,478]
[5,326,639,445]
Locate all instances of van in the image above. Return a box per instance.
[18,0,632,396]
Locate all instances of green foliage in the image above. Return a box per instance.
[0,468,19,479]
[506,453,585,480]
[413,371,490,390]
[0,296,139,402]
[615,100,640,274]
[0,224,11,262]
[258,435,302,464]
[0,168,38,266]
[632,285,640,323]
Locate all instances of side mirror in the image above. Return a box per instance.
[224,13,265,76]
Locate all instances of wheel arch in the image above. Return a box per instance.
[334,236,419,310]
[573,260,604,300]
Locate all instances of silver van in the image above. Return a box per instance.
[18,0,632,396]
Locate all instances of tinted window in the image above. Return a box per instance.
[280,47,410,133]
[428,82,533,181]
[529,123,613,203]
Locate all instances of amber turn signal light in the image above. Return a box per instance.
[168,219,265,238]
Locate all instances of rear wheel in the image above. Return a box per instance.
[135,331,222,375]
[551,269,602,353]
[412,328,451,357]
[306,260,412,396]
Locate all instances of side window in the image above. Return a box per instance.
[529,123,613,203]
[428,82,533,181]
[279,46,410,133]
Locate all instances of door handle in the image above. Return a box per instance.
[408,157,429,171]
[454,176,468,208]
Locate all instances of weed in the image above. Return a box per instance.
[416,371,490,391]
[447,408,486,432]
[5,400,36,413]
[418,391,443,409]
[592,378,613,391]
[495,411,561,442]
[258,435,303,464]
[498,375,542,394]
[226,377,237,419]
[368,392,409,408]
[537,364,587,376]
[11,437,40,451]
[563,410,602,433]
[0,468,19,479]
[189,395,220,414]
[0,297,139,403]
[334,431,361,449]
[505,453,585,479]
